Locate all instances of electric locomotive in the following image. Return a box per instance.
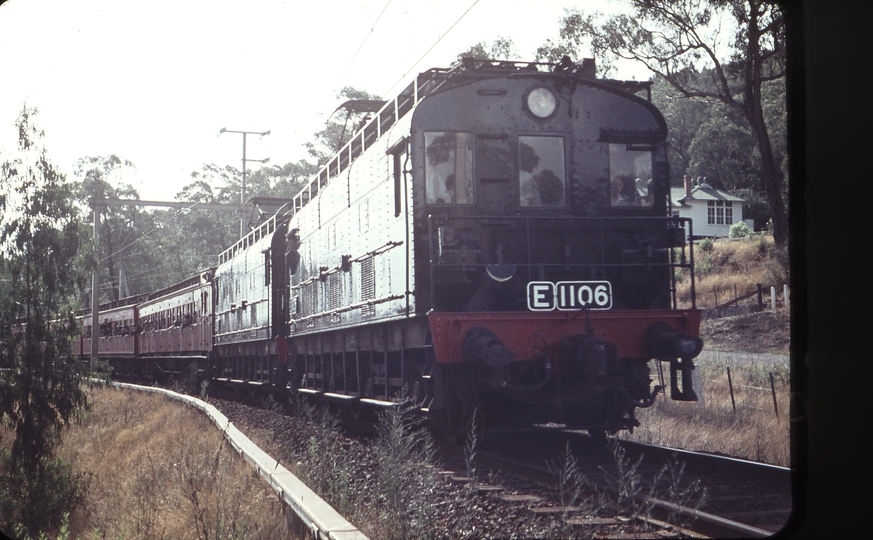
[279,57,703,440]
[79,58,703,441]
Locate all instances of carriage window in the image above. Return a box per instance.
[609,143,653,207]
[519,136,566,206]
[425,132,473,204]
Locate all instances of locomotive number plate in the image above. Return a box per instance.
[527,281,613,311]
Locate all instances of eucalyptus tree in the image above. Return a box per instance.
[73,155,164,299]
[454,36,518,65]
[549,0,789,244]
[0,105,89,534]
[305,86,384,167]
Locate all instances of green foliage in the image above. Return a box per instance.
[544,0,789,244]
[73,155,158,300]
[698,238,714,252]
[453,36,517,66]
[729,221,753,238]
[0,105,90,535]
[373,403,437,540]
[305,86,383,166]
[2,451,90,537]
[688,102,760,193]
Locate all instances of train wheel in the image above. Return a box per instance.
[438,392,484,446]
[430,363,484,445]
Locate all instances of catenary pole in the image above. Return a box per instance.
[218,128,270,237]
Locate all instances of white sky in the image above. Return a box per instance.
[0,0,646,201]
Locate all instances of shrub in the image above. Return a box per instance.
[694,253,713,274]
[1,449,90,536]
[698,238,714,252]
[729,221,752,238]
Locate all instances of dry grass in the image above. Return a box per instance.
[620,351,791,467]
[675,236,790,309]
[56,385,299,540]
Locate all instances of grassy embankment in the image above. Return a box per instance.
[52,384,298,540]
[620,235,792,467]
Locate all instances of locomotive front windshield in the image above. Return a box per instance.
[426,131,568,207]
[518,136,565,207]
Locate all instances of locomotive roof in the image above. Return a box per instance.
[282,57,654,227]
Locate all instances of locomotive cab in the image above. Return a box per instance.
[409,59,702,436]
[411,62,678,314]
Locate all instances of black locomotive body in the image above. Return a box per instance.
[82,59,703,440]
[280,59,702,438]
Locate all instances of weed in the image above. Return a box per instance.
[545,443,590,538]
[463,411,479,492]
[598,439,652,533]
[373,403,438,540]
[649,453,707,533]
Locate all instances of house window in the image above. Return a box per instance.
[707,200,733,225]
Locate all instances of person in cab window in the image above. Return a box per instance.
[534,169,563,205]
[611,175,638,206]
[523,168,564,206]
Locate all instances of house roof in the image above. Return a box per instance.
[670,183,744,206]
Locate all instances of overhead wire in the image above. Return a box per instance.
[96,200,225,264]
[272,0,481,160]
[379,0,482,98]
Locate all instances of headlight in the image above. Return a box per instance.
[525,87,557,119]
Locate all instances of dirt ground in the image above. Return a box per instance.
[699,307,791,355]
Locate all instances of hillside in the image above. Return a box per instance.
[676,236,791,355]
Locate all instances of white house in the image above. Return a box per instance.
[669,175,752,238]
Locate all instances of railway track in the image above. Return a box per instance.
[462,426,792,538]
[183,381,794,537]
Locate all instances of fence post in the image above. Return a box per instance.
[769,372,779,417]
[770,287,776,310]
[727,366,737,414]
[757,284,763,311]
[783,284,789,310]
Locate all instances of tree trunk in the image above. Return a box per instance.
[743,1,788,245]
[749,110,788,244]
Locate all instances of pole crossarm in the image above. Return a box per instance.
[88,198,242,212]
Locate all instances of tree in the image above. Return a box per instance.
[650,74,710,181]
[0,105,90,533]
[453,36,517,66]
[305,86,383,166]
[73,155,164,300]
[687,101,760,192]
[553,0,788,244]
